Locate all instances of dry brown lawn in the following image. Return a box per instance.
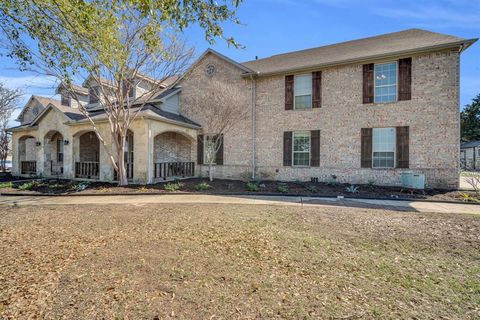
[0,203,479,319]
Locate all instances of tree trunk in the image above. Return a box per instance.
[117,134,128,186]
[209,162,214,182]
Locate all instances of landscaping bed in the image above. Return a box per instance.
[1,177,479,203]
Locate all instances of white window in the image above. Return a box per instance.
[203,135,217,164]
[293,131,310,166]
[294,74,312,109]
[372,128,396,168]
[374,62,397,103]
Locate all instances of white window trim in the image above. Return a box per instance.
[292,131,311,167]
[203,134,217,165]
[372,127,396,169]
[293,74,312,110]
[373,61,398,104]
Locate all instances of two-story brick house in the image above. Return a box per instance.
[9,29,477,188]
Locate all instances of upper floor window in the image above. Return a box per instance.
[294,74,312,110]
[293,131,310,166]
[374,62,397,103]
[372,127,396,168]
[61,94,70,107]
[122,80,134,99]
[89,86,100,104]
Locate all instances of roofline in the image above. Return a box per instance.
[29,103,73,126]
[172,48,255,86]
[148,87,182,104]
[242,38,478,77]
[63,108,201,129]
[7,125,39,132]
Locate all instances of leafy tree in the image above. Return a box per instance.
[0,83,22,172]
[0,0,243,185]
[461,94,480,142]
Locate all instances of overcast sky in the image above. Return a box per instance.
[1,0,479,125]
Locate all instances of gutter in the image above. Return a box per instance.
[242,39,478,78]
[250,74,257,180]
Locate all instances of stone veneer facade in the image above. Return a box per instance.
[178,49,460,188]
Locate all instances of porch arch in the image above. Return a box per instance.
[18,135,37,175]
[73,131,100,179]
[152,131,195,180]
[43,130,64,177]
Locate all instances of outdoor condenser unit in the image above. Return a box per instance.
[401,171,426,190]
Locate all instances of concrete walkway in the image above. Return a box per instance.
[0,194,479,215]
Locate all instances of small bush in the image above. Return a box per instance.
[0,182,13,189]
[306,185,317,193]
[17,181,37,191]
[246,182,258,192]
[367,179,375,189]
[72,182,89,192]
[345,185,359,194]
[195,182,211,191]
[277,184,289,194]
[164,181,184,192]
[137,185,148,192]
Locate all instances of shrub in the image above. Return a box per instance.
[306,185,317,193]
[246,182,258,192]
[463,172,480,195]
[195,182,211,191]
[326,174,338,186]
[0,182,13,189]
[17,181,37,191]
[277,184,289,194]
[164,181,184,192]
[345,185,359,194]
[367,179,375,189]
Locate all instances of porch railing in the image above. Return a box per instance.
[114,162,134,180]
[75,161,99,179]
[21,161,36,174]
[154,162,195,180]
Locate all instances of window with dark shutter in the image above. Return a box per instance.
[362,64,374,104]
[398,58,412,101]
[285,75,294,110]
[215,134,224,165]
[312,71,322,108]
[396,126,409,168]
[310,130,320,166]
[361,128,373,168]
[197,135,204,165]
[283,131,292,166]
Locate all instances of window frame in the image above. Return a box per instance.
[373,61,398,104]
[372,127,396,169]
[61,94,70,107]
[292,131,311,167]
[293,73,313,110]
[203,135,217,165]
[89,86,100,105]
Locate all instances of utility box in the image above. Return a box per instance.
[401,171,425,190]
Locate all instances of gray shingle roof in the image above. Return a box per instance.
[242,29,476,75]
[461,141,480,149]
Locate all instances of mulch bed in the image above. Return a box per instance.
[1,177,479,203]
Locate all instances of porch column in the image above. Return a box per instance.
[131,121,149,184]
[63,135,74,179]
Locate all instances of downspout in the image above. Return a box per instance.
[250,74,257,180]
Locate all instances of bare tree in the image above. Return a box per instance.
[0,83,22,172]
[183,79,249,181]
[0,1,243,185]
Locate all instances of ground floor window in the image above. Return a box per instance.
[203,135,217,164]
[372,127,396,168]
[293,131,310,166]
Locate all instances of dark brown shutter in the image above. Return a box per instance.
[312,71,322,108]
[197,134,204,165]
[310,130,320,167]
[285,75,294,110]
[283,131,292,166]
[396,126,409,168]
[398,58,412,101]
[362,64,374,104]
[215,134,224,165]
[361,128,373,168]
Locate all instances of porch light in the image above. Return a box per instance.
[35,141,41,146]
[64,140,70,146]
